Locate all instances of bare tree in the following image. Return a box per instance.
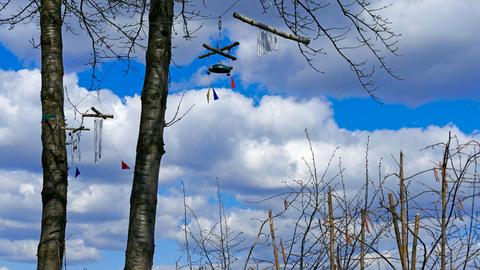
[180,132,480,270]
[260,0,401,100]
[178,179,244,270]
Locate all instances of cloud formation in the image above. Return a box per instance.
[0,68,477,266]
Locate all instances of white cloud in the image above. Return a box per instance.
[152,265,176,270]
[180,0,480,104]
[65,239,101,262]
[0,68,478,265]
[0,239,36,262]
[0,238,99,263]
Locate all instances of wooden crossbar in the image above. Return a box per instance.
[63,126,90,133]
[201,44,237,61]
[82,106,114,119]
[199,42,240,59]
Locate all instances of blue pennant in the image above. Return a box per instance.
[213,88,219,100]
[75,166,80,178]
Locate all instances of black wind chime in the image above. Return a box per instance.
[198,18,239,103]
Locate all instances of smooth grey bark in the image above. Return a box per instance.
[124,0,173,269]
[37,1,68,270]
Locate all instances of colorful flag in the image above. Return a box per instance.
[231,77,236,89]
[207,88,211,103]
[75,166,80,178]
[213,88,219,100]
[121,160,131,170]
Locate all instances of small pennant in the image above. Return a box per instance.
[213,88,219,100]
[121,160,131,170]
[75,166,80,178]
[231,77,236,89]
[207,88,211,103]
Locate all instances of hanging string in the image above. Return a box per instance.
[220,0,241,17]
[102,126,131,170]
[217,18,222,49]
[188,0,241,21]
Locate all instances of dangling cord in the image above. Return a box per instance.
[228,47,233,85]
[207,75,213,103]
[217,17,222,49]
[209,75,213,91]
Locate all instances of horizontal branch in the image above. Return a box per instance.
[233,12,310,45]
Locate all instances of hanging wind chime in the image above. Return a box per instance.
[66,106,129,178]
[198,17,240,103]
[82,107,129,170]
[64,124,90,178]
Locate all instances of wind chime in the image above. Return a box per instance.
[65,123,90,178]
[82,107,113,164]
[65,106,130,178]
[198,18,239,103]
[84,107,131,170]
[232,12,310,53]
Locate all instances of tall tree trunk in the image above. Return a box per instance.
[124,0,173,269]
[37,1,67,269]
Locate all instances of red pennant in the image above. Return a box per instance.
[121,160,130,170]
[231,77,236,89]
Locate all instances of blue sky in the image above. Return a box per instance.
[0,0,479,269]
[2,42,479,135]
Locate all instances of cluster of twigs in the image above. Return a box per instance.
[179,180,245,270]
[266,0,401,101]
[181,131,480,270]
